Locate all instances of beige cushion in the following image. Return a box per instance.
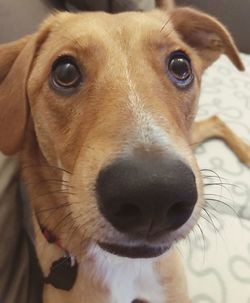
[195,53,250,219]
[181,214,250,302]
[183,53,250,302]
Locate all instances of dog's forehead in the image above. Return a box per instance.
[45,11,176,49]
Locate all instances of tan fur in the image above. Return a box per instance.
[193,116,250,164]
[0,3,245,303]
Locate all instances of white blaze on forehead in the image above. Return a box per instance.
[86,245,166,303]
[123,57,170,148]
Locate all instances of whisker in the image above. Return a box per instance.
[204,193,233,202]
[51,212,73,233]
[202,175,227,181]
[204,208,226,250]
[205,193,236,211]
[197,223,206,263]
[205,198,238,217]
[200,213,214,226]
[26,179,74,188]
[22,164,72,175]
[200,168,221,179]
[160,16,172,32]
[34,190,76,199]
[39,204,76,228]
[62,215,85,254]
[202,207,218,234]
[35,202,81,215]
[204,182,240,189]
[204,181,238,201]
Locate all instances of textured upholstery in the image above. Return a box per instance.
[182,53,250,302]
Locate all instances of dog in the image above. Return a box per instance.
[0,0,249,302]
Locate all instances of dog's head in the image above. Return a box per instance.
[0,5,243,259]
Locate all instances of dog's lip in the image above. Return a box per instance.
[98,242,170,259]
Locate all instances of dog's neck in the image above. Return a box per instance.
[82,245,166,303]
[34,217,167,303]
[39,228,166,303]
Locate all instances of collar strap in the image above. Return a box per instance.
[42,227,63,248]
[41,227,78,291]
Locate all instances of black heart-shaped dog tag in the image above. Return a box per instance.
[44,256,78,291]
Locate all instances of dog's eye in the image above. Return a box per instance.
[167,51,193,88]
[50,56,82,92]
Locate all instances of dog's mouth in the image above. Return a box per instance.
[98,242,170,258]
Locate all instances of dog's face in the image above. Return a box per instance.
[0,8,243,259]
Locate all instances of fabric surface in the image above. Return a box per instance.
[196,53,250,219]
[0,154,29,303]
[181,53,250,302]
[181,214,250,302]
[0,154,43,303]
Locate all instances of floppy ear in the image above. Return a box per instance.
[0,30,49,155]
[170,7,244,71]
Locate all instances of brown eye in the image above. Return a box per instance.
[167,51,193,88]
[50,56,82,93]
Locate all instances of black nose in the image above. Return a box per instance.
[96,154,197,239]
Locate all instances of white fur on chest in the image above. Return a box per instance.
[87,246,165,303]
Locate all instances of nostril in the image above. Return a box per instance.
[115,203,142,220]
[167,202,194,230]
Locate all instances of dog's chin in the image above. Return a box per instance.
[98,242,170,259]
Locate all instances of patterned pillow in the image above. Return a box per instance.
[183,53,250,302]
[195,54,250,220]
[181,213,250,302]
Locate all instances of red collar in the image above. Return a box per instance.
[41,227,63,249]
